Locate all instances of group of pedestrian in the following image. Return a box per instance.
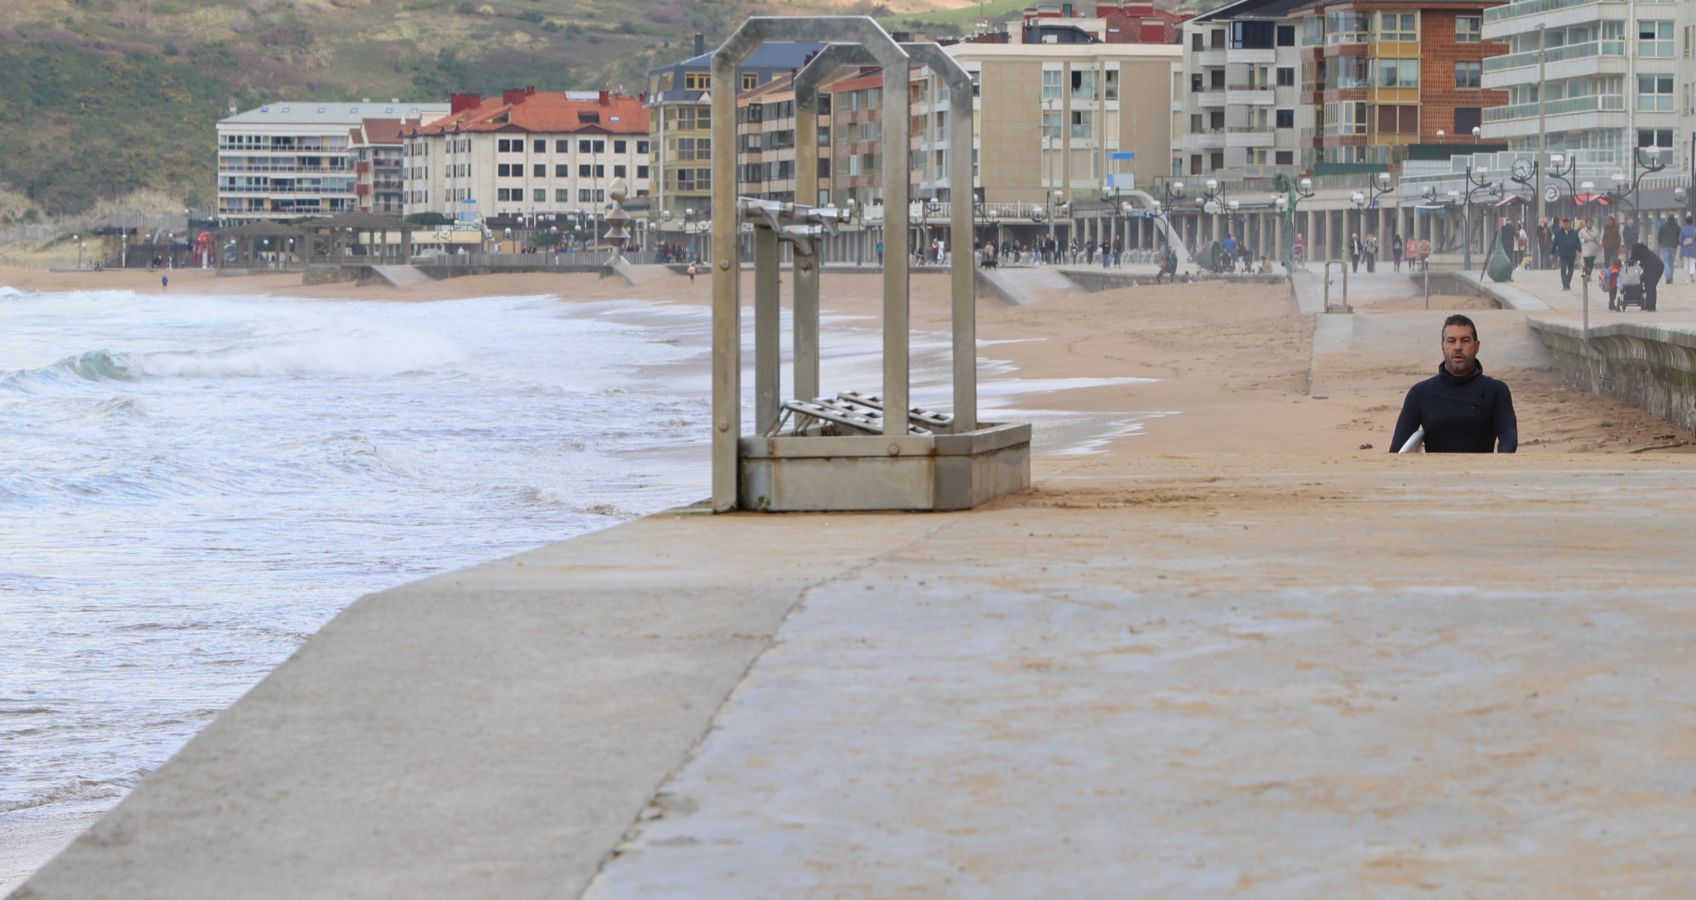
[1346,232,1381,273]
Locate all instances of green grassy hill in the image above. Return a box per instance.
[1,0,1203,219]
[0,0,849,217]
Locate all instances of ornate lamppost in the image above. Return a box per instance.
[1274,173,1314,273]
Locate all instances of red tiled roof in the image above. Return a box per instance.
[829,71,884,93]
[405,91,649,137]
[359,118,409,144]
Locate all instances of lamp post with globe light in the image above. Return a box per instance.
[1274,174,1314,274]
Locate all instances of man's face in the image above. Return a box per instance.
[1442,324,1479,376]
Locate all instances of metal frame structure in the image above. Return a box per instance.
[709,18,1028,512]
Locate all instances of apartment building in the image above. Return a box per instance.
[1296,0,1507,166]
[646,39,826,219]
[349,119,409,216]
[828,68,887,211]
[1012,1,1189,44]
[905,41,1180,252]
[1174,0,1311,177]
[1481,0,1695,174]
[400,89,650,227]
[217,100,448,223]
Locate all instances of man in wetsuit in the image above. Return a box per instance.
[1390,314,1517,453]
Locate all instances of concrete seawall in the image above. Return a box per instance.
[1529,318,1696,432]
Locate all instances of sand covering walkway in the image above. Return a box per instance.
[9,266,1696,897]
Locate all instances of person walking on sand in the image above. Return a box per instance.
[1391,231,1404,272]
[1390,314,1517,454]
[1348,232,1361,272]
[1656,213,1681,284]
[686,261,697,283]
[160,274,168,290]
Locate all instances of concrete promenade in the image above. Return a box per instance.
[15,265,1696,898]
[17,450,1696,897]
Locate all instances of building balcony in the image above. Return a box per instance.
[1481,40,1626,88]
[1185,130,1226,150]
[1196,90,1226,107]
[1480,93,1626,138]
[1226,87,1275,106]
[1225,127,1276,149]
[1195,49,1227,67]
[1227,47,1277,64]
[1482,0,1619,39]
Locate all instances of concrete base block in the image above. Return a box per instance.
[738,423,1031,512]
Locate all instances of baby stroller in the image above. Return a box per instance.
[1616,261,1646,311]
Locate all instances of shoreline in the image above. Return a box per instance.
[6,264,1691,457]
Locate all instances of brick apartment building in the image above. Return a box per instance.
[1295,0,1507,165]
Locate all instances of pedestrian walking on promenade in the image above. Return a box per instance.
[1553,218,1580,290]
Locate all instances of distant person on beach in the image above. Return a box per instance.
[686,261,697,283]
[160,274,168,290]
[1390,314,1517,453]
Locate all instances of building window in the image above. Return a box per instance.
[637,140,649,154]
[1639,75,1674,111]
[532,188,544,202]
[1639,20,1673,58]
[637,165,649,179]
[579,139,591,153]
[1377,58,1419,88]
[1277,25,1295,47]
[1275,108,1294,128]
[1042,111,1063,141]
[533,139,545,153]
[592,140,605,153]
[684,72,709,91]
[1070,110,1093,140]
[556,164,569,177]
[579,164,591,177]
[579,189,593,202]
[1275,150,1294,165]
[1377,104,1418,134]
[1042,69,1062,101]
[1454,62,1481,89]
[614,165,626,177]
[1639,129,1674,164]
[1453,107,1482,135]
[1191,32,1203,51]
[742,73,758,91]
[1378,12,1416,42]
[533,164,545,177]
[1455,16,1481,42]
[556,139,569,153]
[613,140,626,153]
[1276,66,1295,87]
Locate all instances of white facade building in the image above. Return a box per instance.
[1173,3,1311,177]
[1481,0,1695,176]
[217,101,448,223]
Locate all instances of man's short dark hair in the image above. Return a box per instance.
[1443,314,1478,341]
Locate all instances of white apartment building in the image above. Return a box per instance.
[217,100,448,223]
[402,89,651,227]
[1173,2,1310,177]
[1481,0,1695,175]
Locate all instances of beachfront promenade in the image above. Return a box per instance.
[14,266,1696,898]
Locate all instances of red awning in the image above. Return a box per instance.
[1574,193,1610,206]
[1494,194,1527,207]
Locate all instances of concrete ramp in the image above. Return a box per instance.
[1309,310,1552,397]
[976,266,1081,305]
[603,261,672,287]
[369,265,433,289]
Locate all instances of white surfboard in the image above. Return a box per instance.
[1398,426,1425,454]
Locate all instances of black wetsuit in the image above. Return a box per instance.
[1390,362,1517,453]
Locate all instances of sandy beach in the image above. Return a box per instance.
[8,264,1689,462]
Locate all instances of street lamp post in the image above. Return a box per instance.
[1605,147,1668,218]
[1274,174,1313,274]
[1461,164,1495,272]
[1159,180,1185,255]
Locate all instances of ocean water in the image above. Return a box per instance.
[0,285,1161,889]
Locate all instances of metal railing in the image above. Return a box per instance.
[1482,40,1624,72]
[1484,0,1605,25]
[1483,93,1624,123]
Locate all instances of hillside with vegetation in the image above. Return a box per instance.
[0,0,979,221]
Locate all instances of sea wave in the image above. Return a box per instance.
[2,327,467,386]
[0,777,127,815]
